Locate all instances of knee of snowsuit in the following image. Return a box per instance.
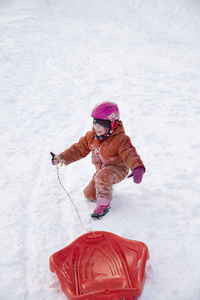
[83,165,129,201]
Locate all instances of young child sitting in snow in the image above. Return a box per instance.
[51,101,145,218]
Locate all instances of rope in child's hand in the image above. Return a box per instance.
[55,164,96,238]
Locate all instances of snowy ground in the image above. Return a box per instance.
[1,0,200,299]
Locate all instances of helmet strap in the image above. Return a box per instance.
[110,120,119,134]
[95,133,108,141]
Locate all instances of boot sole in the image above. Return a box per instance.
[91,207,110,219]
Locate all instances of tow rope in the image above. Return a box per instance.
[51,152,95,237]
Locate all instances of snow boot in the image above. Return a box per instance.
[91,196,110,219]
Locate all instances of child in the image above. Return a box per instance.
[51,101,145,218]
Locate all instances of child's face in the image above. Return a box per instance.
[93,123,107,136]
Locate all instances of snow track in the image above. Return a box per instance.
[0,0,200,299]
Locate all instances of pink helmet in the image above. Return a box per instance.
[91,101,120,121]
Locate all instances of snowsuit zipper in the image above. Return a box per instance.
[96,140,103,169]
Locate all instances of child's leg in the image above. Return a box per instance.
[94,165,128,200]
[83,174,96,201]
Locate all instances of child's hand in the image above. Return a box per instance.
[127,167,144,184]
[51,157,60,165]
[50,152,63,166]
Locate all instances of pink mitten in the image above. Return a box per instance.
[51,157,60,165]
[127,167,145,184]
[50,152,64,166]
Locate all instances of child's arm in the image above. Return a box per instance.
[118,135,146,173]
[59,132,91,165]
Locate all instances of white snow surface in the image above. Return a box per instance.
[1,0,200,299]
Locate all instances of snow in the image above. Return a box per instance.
[0,0,200,299]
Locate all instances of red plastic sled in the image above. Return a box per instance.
[50,231,149,300]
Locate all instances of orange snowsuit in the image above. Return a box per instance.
[60,122,145,200]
